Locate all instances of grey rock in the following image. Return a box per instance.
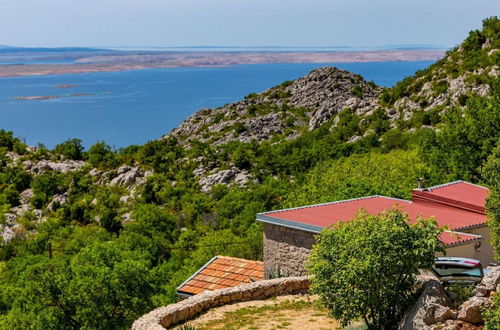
[473,266,500,296]
[4,213,17,224]
[119,195,130,204]
[1,227,15,243]
[110,165,145,187]
[399,279,453,330]
[121,212,132,223]
[457,296,492,324]
[198,167,252,192]
[89,168,100,176]
[19,189,34,204]
[23,159,86,174]
[47,193,68,211]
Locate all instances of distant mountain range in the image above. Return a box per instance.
[0,46,112,53]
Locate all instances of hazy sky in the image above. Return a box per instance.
[1,0,498,48]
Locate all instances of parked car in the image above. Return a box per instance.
[432,257,485,286]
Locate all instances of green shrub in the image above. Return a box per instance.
[307,209,444,329]
[0,130,26,154]
[485,293,500,329]
[53,138,84,160]
[352,85,363,98]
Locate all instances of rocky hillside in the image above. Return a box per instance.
[2,18,498,242]
[168,18,498,150]
[168,67,382,145]
[381,17,499,120]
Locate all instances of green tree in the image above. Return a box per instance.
[87,141,116,168]
[54,138,85,160]
[0,129,26,154]
[420,96,499,181]
[0,243,155,329]
[482,142,500,255]
[482,143,500,328]
[307,209,444,329]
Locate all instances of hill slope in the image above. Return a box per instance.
[0,16,498,329]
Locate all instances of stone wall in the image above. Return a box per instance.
[132,276,310,330]
[263,223,316,278]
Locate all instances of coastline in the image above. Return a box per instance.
[0,49,445,78]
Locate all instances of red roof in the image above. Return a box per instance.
[257,181,489,246]
[177,256,264,296]
[412,181,489,214]
[439,231,482,246]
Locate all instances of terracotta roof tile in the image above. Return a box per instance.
[177,256,264,296]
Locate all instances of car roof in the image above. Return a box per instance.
[434,257,481,267]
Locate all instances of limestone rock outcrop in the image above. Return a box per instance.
[110,165,152,187]
[167,67,382,146]
[23,159,86,174]
[198,167,252,192]
[399,279,453,330]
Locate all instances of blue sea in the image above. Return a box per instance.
[0,61,433,148]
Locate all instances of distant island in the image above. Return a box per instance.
[14,95,59,100]
[54,84,79,88]
[0,49,445,77]
[14,93,94,101]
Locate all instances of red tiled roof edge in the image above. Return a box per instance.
[440,230,482,247]
[176,256,264,297]
[176,256,218,296]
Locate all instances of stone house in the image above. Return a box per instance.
[256,180,492,278]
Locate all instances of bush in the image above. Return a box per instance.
[485,293,500,329]
[53,139,84,160]
[87,141,116,168]
[0,130,26,154]
[307,209,444,329]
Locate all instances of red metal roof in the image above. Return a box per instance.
[412,181,489,214]
[177,256,264,296]
[263,195,486,231]
[257,181,489,246]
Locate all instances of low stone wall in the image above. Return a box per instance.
[132,276,310,329]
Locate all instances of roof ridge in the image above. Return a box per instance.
[215,255,264,264]
[260,195,408,216]
[425,180,489,192]
[442,230,482,238]
[425,180,464,191]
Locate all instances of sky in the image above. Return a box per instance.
[0,0,498,48]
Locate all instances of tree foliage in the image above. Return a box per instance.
[307,209,444,329]
[54,138,85,160]
[0,243,155,329]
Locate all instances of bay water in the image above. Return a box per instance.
[0,61,433,148]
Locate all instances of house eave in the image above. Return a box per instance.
[256,214,323,234]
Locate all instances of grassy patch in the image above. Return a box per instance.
[197,299,330,330]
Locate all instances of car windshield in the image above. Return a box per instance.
[433,265,482,278]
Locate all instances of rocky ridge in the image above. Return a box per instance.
[168,67,382,146]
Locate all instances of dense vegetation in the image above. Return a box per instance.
[307,209,444,329]
[0,17,498,329]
